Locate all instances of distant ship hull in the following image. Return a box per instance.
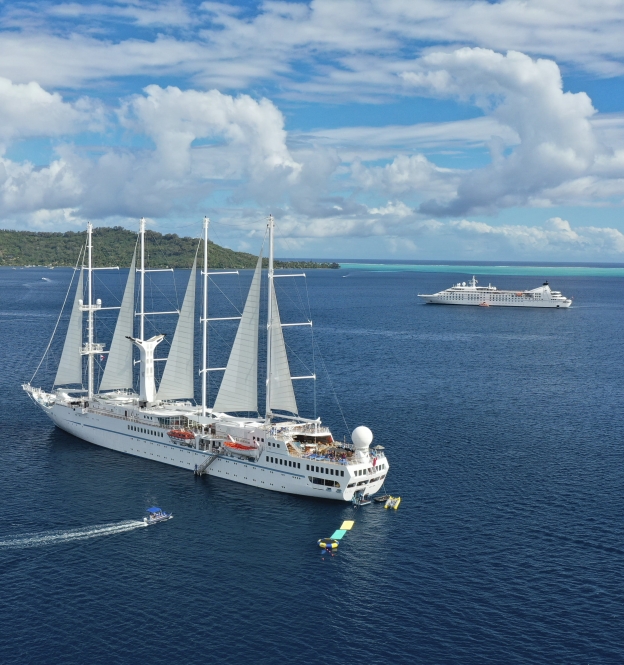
[419,277,572,308]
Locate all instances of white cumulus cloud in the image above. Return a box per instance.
[401,48,607,215]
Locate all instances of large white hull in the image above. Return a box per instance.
[420,295,570,308]
[23,217,391,505]
[45,401,385,502]
[419,278,572,308]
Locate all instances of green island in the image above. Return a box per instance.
[0,227,340,270]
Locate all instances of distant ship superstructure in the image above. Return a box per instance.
[24,217,388,503]
[418,276,572,308]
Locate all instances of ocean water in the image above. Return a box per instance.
[1,265,624,664]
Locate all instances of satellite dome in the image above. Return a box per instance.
[351,426,373,450]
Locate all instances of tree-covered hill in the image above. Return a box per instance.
[0,227,339,269]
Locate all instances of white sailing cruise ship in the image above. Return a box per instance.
[23,217,388,503]
[418,276,572,308]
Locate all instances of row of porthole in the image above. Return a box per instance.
[307,464,345,477]
[355,463,386,477]
[127,424,164,438]
[265,456,300,469]
[347,473,386,488]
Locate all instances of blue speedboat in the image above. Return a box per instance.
[143,507,173,525]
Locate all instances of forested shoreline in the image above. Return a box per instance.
[0,227,340,269]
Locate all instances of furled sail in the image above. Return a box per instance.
[54,269,84,386]
[213,254,263,413]
[156,255,197,401]
[268,280,298,415]
[99,249,136,391]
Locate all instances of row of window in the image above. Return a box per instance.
[128,424,163,438]
[309,476,340,488]
[347,473,386,488]
[266,456,300,469]
[355,463,386,476]
[267,441,281,448]
[306,464,345,477]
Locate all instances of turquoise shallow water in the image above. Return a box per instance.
[341,262,624,277]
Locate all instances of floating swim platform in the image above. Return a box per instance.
[384,496,401,510]
[319,520,355,549]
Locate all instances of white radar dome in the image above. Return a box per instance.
[351,426,373,450]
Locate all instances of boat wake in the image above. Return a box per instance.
[0,520,147,550]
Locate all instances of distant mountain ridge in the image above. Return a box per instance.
[0,227,339,269]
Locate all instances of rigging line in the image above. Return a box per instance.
[143,276,180,314]
[303,274,314,334]
[272,229,309,316]
[282,338,314,376]
[30,245,85,385]
[304,275,316,417]
[212,217,268,229]
[208,276,242,316]
[274,278,308,318]
[145,232,176,266]
[92,271,122,307]
[313,337,350,436]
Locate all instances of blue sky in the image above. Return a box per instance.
[1,0,624,260]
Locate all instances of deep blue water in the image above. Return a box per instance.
[1,266,624,664]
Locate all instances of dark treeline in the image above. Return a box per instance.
[0,227,340,269]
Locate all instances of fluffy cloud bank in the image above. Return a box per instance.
[399,48,603,215]
[0,77,100,146]
[2,0,624,92]
[272,210,624,258]
[0,83,299,222]
[0,53,623,261]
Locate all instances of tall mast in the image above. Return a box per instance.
[139,217,145,340]
[202,216,209,416]
[87,221,94,400]
[265,214,274,422]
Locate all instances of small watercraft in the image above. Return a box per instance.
[374,494,391,503]
[384,496,401,510]
[143,507,173,525]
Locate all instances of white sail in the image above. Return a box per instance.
[156,256,197,401]
[54,269,84,386]
[213,254,263,413]
[99,250,136,391]
[268,280,298,415]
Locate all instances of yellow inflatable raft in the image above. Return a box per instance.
[384,496,401,510]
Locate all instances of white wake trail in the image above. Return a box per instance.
[0,520,148,549]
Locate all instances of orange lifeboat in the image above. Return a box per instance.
[168,429,195,445]
[224,435,259,455]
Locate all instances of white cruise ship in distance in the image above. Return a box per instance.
[23,216,388,503]
[418,276,572,308]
